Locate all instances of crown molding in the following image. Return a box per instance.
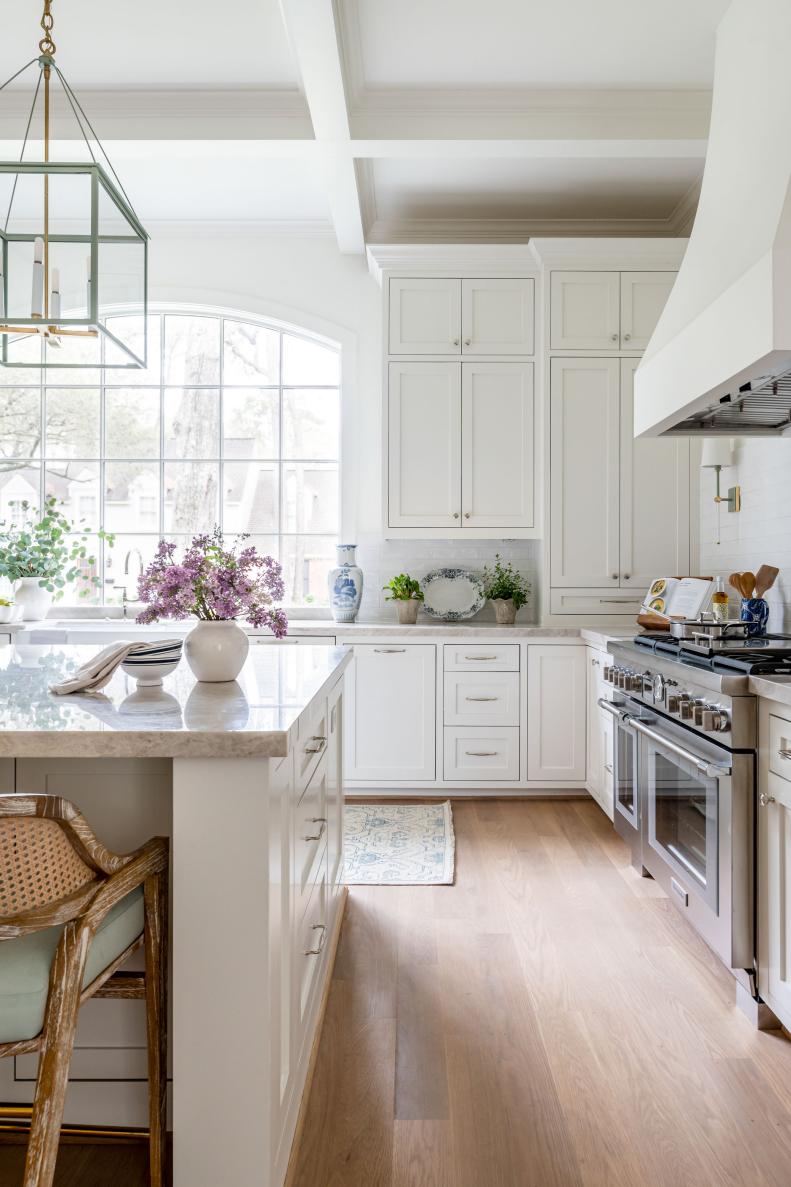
[366,243,541,283]
[366,216,694,248]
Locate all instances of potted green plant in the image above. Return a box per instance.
[0,496,110,621]
[383,573,424,624]
[482,555,531,625]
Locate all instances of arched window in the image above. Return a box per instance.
[0,309,341,605]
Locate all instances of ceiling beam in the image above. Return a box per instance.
[278,0,365,253]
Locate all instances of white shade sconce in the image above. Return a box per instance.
[701,437,740,544]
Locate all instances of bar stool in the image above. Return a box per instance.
[0,794,168,1187]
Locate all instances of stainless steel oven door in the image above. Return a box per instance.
[599,697,642,865]
[632,716,753,972]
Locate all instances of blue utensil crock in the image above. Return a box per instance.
[740,597,769,637]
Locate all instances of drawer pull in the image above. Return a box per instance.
[760,792,776,807]
[465,696,499,702]
[305,736,327,754]
[374,648,406,654]
[465,750,499,757]
[604,763,613,773]
[598,599,636,604]
[302,817,327,842]
[778,748,791,761]
[304,923,327,956]
[464,655,498,661]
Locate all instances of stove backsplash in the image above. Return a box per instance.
[699,437,791,632]
[353,535,539,624]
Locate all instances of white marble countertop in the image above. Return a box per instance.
[0,644,351,759]
[749,674,791,708]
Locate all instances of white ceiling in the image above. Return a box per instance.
[0,0,730,245]
[0,0,300,89]
[344,0,730,91]
[371,158,702,222]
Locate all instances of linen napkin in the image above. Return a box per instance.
[49,639,183,696]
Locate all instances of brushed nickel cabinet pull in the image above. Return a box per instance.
[466,750,498,757]
[305,736,326,753]
[465,654,498,660]
[760,792,776,807]
[374,648,407,653]
[778,748,791,760]
[304,923,327,955]
[465,696,498,701]
[302,818,327,842]
[604,763,613,773]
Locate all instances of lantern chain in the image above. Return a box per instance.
[39,0,56,57]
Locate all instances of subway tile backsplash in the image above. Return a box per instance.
[699,437,791,633]
[353,535,540,623]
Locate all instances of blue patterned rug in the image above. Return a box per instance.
[343,802,455,885]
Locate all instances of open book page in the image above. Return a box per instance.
[642,577,712,621]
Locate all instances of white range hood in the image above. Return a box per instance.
[634,0,791,437]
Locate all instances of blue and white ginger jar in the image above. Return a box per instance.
[328,544,363,623]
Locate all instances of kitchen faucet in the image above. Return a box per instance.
[122,548,144,619]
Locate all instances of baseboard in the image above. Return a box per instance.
[344,791,592,803]
[282,885,348,1187]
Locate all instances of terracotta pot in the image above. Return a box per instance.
[492,598,517,625]
[395,599,420,625]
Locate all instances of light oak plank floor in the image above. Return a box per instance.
[291,799,791,1187]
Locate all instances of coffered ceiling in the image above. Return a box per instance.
[0,0,731,251]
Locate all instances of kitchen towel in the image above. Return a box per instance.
[49,639,183,696]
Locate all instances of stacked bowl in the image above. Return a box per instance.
[120,639,184,686]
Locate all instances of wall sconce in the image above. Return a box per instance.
[701,437,740,544]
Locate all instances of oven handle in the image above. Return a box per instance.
[597,697,634,726]
[627,716,732,778]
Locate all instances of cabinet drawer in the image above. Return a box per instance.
[769,713,791,783]
[295,757,328,923]
[296,697,328,793]
[444,727,520,782]
[444,643,519,672]
[444,671,519,726]
[550,589,642,616]
[297,852,328,1031]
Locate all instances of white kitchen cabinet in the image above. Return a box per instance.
[346,645,436,782]
[326,679,344,893]
[527,645,587,782]
[550,271,620,350]
[758,705,791,1031]
[461,361,535,528]
[550,357,621,587]
[388,362,462,528]
[586,651,603,802]
[619,272,675,351]
[389,277,461,355]
[550,270,673,351]
[444,727,520,782]
[620,359,690,589]
[444,671,520,727]
[461,278,534,354]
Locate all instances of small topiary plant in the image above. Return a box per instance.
[383,573,424,602]
[482,555,530,610]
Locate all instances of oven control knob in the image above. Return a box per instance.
[603,665,613,683]
[617,669,629,690]
[667,694,680,714]
[678,697,693,721]
[702,707,730,733]
[692,702,705,726]
[628,673,644,693]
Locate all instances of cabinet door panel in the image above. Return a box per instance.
[527,645,587,782]
[620,272,675,351]
[586,652,603,799]
[550,358,620,587]
[388,362,461,528]
[620,358,690,589]
[550,271,620,350]
[461,362,534,528]
[389,277,461,354]
[600,710,614,820]
[758,770,791,1029]
[326,682,344,893]
[461,278,534,354]
[346,645,436,782]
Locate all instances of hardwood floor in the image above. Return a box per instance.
[290,799,791,1187]
[3,799,791,1186]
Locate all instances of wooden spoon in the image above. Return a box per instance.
[740,571,757,599]
[728,573,744,597]
[754,565,780,598]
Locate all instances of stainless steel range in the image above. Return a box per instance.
[599,632,788,994]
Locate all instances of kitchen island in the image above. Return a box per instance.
[0,642,352,1187]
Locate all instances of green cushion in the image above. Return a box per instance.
[0,886,145,1044]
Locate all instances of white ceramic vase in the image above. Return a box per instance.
[184,619,250,683]
[14,577,53,622]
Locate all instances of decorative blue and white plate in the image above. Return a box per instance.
[421,568,485,620]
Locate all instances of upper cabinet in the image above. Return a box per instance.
[389,362,462,529]
[550,270,675,351]
[461,362,535,528]
[389,277,534,356]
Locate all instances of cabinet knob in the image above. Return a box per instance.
[453,511,460,519]
[453,338,460,346]
[464,512,471,519]
[464,338,471,346]
[624,333,632,341]
[611,332,618,342]
[760,792,776,807]
[623,574,630,580]
[612,574,618,580]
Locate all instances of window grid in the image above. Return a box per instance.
[2,310,340,605]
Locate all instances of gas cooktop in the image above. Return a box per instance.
[633,632,791,674]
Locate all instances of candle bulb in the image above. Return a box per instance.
[50,267,61,322]
[31,236,44,319]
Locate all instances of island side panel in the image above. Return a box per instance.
[171,756,274,1187]
[1,757,172,1127]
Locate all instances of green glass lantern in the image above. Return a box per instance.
[0,2,149,370]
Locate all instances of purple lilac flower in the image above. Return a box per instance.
[135,528,288,638]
